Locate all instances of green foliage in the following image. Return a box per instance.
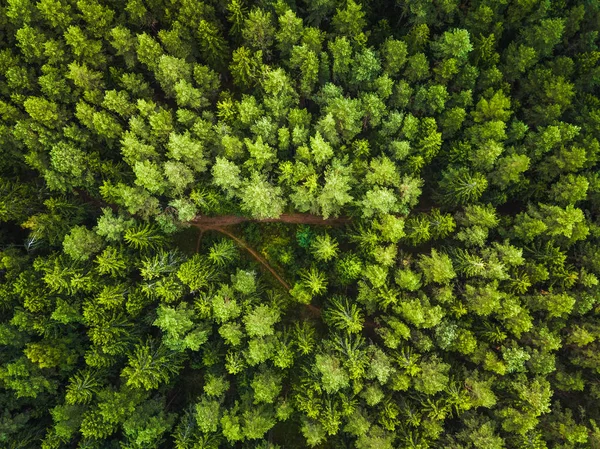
[418,250,456,285]
[323,296,364,334]
[62,225,103,261]
[239,172,286,219]
[314,353,350,394]
[177,255,216,292]
[251,368,282,404]
[310,233,338,262]
[122,341,182,390]
[95,246,128,277]
[437,167,488,205]
[124,224,166,251]
[298,266,328,297]
[2,1,600,448]
[208,240,238,267]
[154,303,210,351]
[96,208,135,242]
[244,305,280,338]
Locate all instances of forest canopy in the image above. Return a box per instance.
[1,0,600,448]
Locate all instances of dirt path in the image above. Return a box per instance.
[191,213,358,318]
[189,212,350,295]
[190,213,351,228]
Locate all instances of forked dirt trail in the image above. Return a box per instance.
[190,212,351,291]
[190,213,346,316]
